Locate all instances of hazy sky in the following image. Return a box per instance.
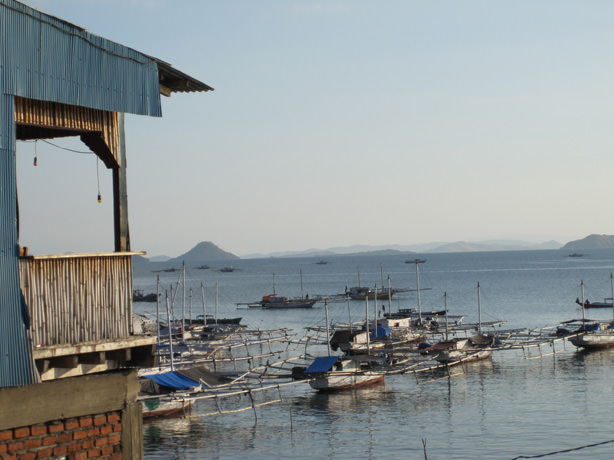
[15,1,614,257]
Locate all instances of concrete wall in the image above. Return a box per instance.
[0,370,142,459]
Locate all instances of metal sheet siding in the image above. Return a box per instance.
[1,0,162,116]
[0,94,35,387]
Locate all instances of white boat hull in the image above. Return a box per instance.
[569,332,614,350]
[309,372,385,391]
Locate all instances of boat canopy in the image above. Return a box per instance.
[144,371,200,391]
[370,326,391,340]
[304,356,340,373]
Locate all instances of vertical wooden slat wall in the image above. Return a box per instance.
[18,254,133,347]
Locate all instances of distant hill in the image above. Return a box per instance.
[431,240,561,253]
[168,241,239,263]
[561,234,614,251]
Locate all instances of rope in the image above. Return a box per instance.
[507,439,614,459]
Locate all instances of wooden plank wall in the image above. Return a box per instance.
[18,254,133,346]
[14,96,120,168]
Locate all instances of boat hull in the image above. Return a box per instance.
[569,333,614,350]
[142,399,194,420]
[309,373,385,392]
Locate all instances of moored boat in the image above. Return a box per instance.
[302,355,385,391]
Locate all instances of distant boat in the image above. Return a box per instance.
[195,264,211,270]
[316,260,329,265]
[575,274,614,309]
[568,253,584,258]
[241,271,317,309]
[133,290,158,302]
[246,294,317,309]
[220,266,235,272]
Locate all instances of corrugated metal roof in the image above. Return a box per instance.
[1,0,212,115]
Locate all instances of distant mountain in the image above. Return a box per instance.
[430,240,561,253]
[242,240,561,258]
[168,241,239,263]
[561,234,614,251]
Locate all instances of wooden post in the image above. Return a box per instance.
[113,113,130,252]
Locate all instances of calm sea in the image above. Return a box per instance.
[133,249,614,459]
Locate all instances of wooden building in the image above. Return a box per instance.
[0,1,212,457]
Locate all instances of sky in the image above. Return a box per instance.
[14,0,614,258]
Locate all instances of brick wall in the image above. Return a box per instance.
[0,411,122,460]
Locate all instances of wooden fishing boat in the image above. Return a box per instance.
[246,294,317,309]
[303,355,385,391]
[142,398,194,420]
[569,278,614,349]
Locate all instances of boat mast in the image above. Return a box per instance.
[156,274,161,346]
[581,280,585,322]
[165,292,174,371]
[477,282,482,334]
[365,295,370,355]
[201,282,206,325]
[444,292,449,341]
[182,261,186,334]
[215,281,219,326]
[409,259,426,323]
[387,275,392,314]
[373,285,378,339]
[272,273,276,295]
[300,269,304,298]
[325,299,331,356]
[610,273,614,322]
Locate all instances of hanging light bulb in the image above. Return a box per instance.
[97,193,102,203]
[33,140,38,166]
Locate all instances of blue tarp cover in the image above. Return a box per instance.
[304,356,340,373]
[146,371,200,390]
[370,326,391,339]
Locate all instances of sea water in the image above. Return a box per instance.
[134,249,614,459]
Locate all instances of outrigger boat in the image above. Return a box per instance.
[568,279,614,350]
[240,271,318,309]
[302,355,385,391]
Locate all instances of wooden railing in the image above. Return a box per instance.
[18,252,142,347]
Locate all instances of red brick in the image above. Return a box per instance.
[58,432,72,444]
[93,415,106,427]
[13,427,29,439]
[107,434,121,445]
[48,423,64,433]
[30,425,47,437]
[87,448,101,458]
[0,430,13,441]
[106,413,121,424]
[72,452,88,460]
[65,419,79,431]
[79,417,92,428]
[7,441,24,452]
[19,452,35,460]
[0,443,6,454]
[99,425,112,436]
[112,423,122,433]
[42,435,57,446]
[95,437,108,448]
[3,454,17,460]
[81,439,93,450]
[36,447,52,459]
[53,445,67,456]
[101,445,114,455]
[109,453,122,460]
[73,430,87,441]
[25,438,42,449]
